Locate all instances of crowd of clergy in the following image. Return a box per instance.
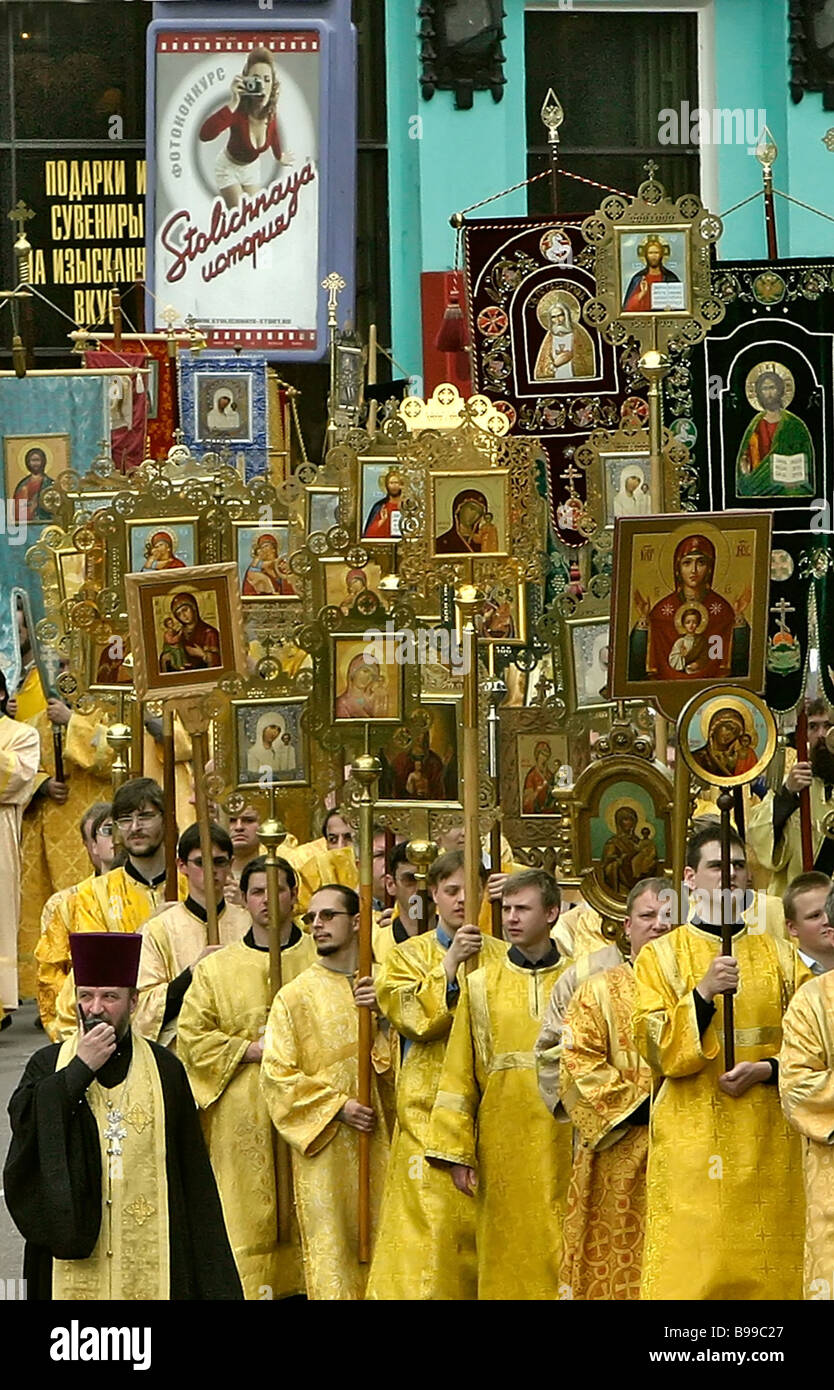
[2,664,834,1301]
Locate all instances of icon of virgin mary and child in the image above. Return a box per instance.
[627,533,750,682]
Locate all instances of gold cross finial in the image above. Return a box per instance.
[540,88,564,144]
[643,159,659,181]
[161,304,180,330]
[8,200,34,236]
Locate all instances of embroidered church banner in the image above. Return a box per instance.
[676,257,834,710]
[462,216,649,546]
[0,371,110,673]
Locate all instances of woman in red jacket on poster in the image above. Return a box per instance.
[199,46,294,210]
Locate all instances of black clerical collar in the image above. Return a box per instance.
[184,894,226,923]
[689,917,746,938]
[507,943,561,970]
[393,916,412,944]
[125,859,167,889]
[243,923,302,953]
[96,1027,133,1089]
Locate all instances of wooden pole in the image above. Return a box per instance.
[717,789,736,1071]
[162,704,179,901]
[796,707,814,871]
[129,696,144,780]
[259,810,292,1245]
[672,734,689,920]
[485,647,508,937]
[641,333,671,505]
[456,582,484,964]
[52,726,65,784]
[111,286,122,351]
[190,729,218,945]
[352,753,380,1263]
[366,323,379,436]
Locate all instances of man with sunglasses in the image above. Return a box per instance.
[260,884,393,1299]
[132,823,250,1049]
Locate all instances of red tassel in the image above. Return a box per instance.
[434,279,469,353]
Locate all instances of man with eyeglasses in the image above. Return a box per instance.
[178,854,315,1299]
[286,810,380,916]
[132,823,250,1050]
[71,778,181,936]
[366,848,501,1301]
[50,779,187,1037]
[260,884,393,1299]
[35,802,122,1039]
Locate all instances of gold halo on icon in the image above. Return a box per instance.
[678,687,776,788]
[744,360,795,410]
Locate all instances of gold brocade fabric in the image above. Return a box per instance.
[178,934,315,1300]
[634,925,810,1300]
[366,930,504,1301]
[34,878,89,1039]
[535,944,624,1117]
[556,904,612,959]
[134,901,250,1048]
[260,961,392,1300]
[53,867,188,1041]
[426,951,573,1300]
[52,1031,170,1301]
[0,714,40,1013]
[779,971,834,1299]
[559,963,653,1300]
[19,709,113,998]
[747,776,829,899]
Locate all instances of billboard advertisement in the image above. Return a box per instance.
[148,20,354,359]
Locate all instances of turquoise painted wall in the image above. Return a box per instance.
[387,1,834,372]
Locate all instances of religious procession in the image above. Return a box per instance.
[1,0,834,1332]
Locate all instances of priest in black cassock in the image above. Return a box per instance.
[3,932,242,1300]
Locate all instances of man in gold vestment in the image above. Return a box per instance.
[35,801,119,1037]
[0,674,40,1022]
[372,841,422,964]
[747,699,834,897]
[426,870,573,1299]
[178,855,315,1299]
[19,692,113,998]
[72,778,183,934]
[134,823,250,1048]
[367,850,502,1300]
[558,877,667,1300]
[634,824,809,1300]
[51,779,186,1035]
[260,884,392,1299]
[3,931,241,1299]
[779,875,834,1299]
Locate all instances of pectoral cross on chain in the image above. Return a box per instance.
[104,1102,127,1157]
